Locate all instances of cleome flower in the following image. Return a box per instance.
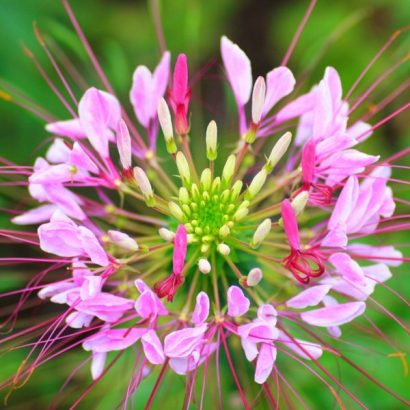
[0,2,408,408]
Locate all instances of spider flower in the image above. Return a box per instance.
[0,3,409,409]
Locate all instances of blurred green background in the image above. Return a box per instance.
[0,0,409,408]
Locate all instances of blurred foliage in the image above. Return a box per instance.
[0,0,409,408]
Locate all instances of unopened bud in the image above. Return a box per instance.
[117,119,132,170]
[158,98,176,154]
[251,218,271,248]
[176,151,191,185]
[219,224,230,238]
[169,201,185,221]
[179,187,190,204]
[252,76,266,124]
[159,228,175,242]
[247,268,263,286]
[108,230,138,251]
[198,258,211,274]
[222,154,236,185]
[200,168,212,190]
[245,169,267,200]
[264,132,292,172]
[133,167,155,207]
[217,243,231,256]
[292,191,309,215]
[206,120,218,161]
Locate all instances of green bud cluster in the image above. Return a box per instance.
[169,165,248,254]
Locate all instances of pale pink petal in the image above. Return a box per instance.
[278,331,323,360]
[141,330,165,365]
[301,301,366,327]
[70,142,99,174]
[12,204,57,225]
[78,226,109,266]
[227,286,250,317]
[329,253,367,287]
[255,343,276,384]
[220,36,252,106]
[116,120,132,169]
[130,66,153,127]
[164,325,207,358]
[321,227,348,248]
[347,244,403,267]
[347,121,372,141]
[66,311,93,328]
[362,264,392,282]
[263,67,295,116]
[286,285,331,309]
[275,93,315,123]
[83,328,145,352]
[45,119,86,139]
[153,51,171,105]
[46,138,71,163]
[192,291,210,326]
[241,338,258,361]
[257,304,277,322]
[91,351,107,380]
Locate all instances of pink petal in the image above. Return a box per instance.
[70,142,99,174]
[347,244,403,267]
[301,139,316,185]
[220,36,252,106]
[263,67,295,116]
[164,325,207,358]
[46,138,71,163]
[83,328,145,352]
[141,330,165,365]
[227,286,250,317]
[153,51,171,106]
[281,199,300,250]
[278,331,323,360]
[116,119,132,169]
[301,301,366,327]
[91,351,107,380]
[192,291,210,325]
[255,343,276,384]
[78,88,121,158]
[329,253,367,287]
[321,227,348,248]
[257,304,278,322]
[78,226,109,267]
[328,177,359,230]
[172,224,187,274]
[286,285,331,309]
[45,119,86,139]
[275,93,315,123]
[172,54,189,104]
[362,264,392,282]
[130,66,153,127]
[241,338,258,361]
[12,204,57,225]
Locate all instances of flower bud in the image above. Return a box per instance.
[198,258,211,274]
[108,230,138,251]
[252,76,266,124]
[264,131,292,173]
[222,154,236,185]
[178,187,190,204]
[245,169,267,200]
[157,98,176,154]
[246,268,263,286]
[133,167,155,207]
[200,168,212,190]
[176,151,191,186]
[251,218,271,248]
[292,191,309,215]
[217,243,231,256]
[206,120,218,161]
[159,228,175,242]
[168,201,185,221]
[116,119,132,170]
[219,224,230,238]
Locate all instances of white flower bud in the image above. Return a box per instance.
[245,169,267,200]
[178,187,190,204]
[251,218,271,248]
[168,201,185,221]
[247,268,263,286]
[206,120,218,161]
[159,228,175,242]
[219,224,230,238]
[108,230,138,251]
[217,243,231,256]
[252,76,266,124]
[198,258,211,274]
[176,151,191,185]
[264,131,292,172]
[222,154,236,185]
[116,119,132,169]
[292,190,309,215]
[158,98,176,153]
[133,167,155,207]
